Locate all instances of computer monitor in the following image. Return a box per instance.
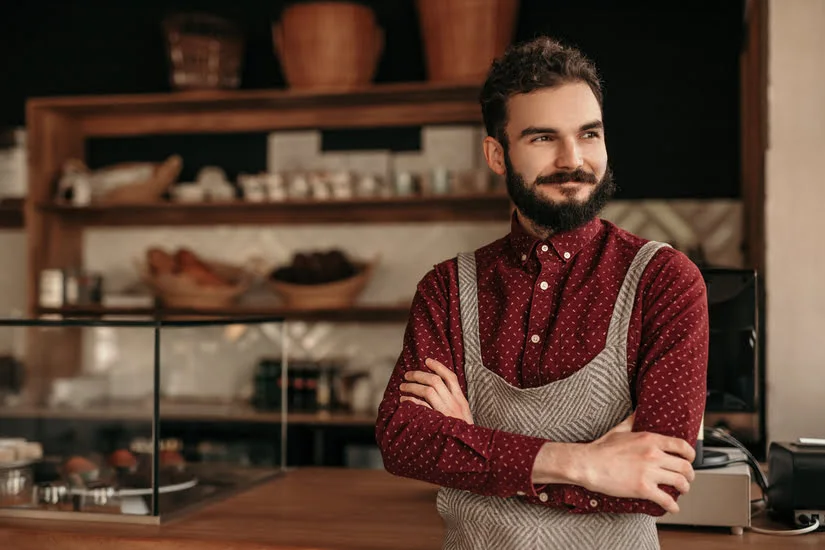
[700,267,764,456]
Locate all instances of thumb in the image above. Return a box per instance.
[610,412,635,434]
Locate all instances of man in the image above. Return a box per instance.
[375,37,708,550]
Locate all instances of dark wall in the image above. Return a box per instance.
[0,0,745,199]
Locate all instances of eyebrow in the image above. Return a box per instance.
[519,120,604,138]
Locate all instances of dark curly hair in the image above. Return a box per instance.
[480,37,603,148]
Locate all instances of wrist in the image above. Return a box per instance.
[532,442,589,486]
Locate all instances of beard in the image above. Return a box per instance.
[505,154,616,234]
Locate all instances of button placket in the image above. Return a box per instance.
[521,255,557,386]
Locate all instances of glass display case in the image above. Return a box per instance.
[0,315,288,524]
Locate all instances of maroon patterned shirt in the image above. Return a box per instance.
[376,213,709,516]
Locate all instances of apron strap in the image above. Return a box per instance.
[605,240,672,348]
[457,252,483,384]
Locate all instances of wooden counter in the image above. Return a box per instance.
[0,468,822,549]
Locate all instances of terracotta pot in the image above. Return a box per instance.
[273,2,383,91]
[416,0,520,84]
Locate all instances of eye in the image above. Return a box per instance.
[530,135,553,143]
[581,131,601,140]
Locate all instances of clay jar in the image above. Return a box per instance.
[416,0,520,84]
[273,2,383,91]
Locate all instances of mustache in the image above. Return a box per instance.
[535,168,598,185]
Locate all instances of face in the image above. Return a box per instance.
[483,81,615,233]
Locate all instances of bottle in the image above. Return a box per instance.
[316,364,332,412]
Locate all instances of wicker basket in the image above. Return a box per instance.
[163,13,244,91]
[139,260,251,309]
[416,0,519,83]
[267,260,375,310]
[272,2,383,91]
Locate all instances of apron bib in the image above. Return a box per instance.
[437,241,669,550]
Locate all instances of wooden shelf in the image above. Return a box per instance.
[27,82,482,137]
[38,193,512,227]
[21,83,488,407]
[37,304,411,323]
[0,198,24,228]
[1,404,376,426]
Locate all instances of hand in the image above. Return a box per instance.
[399,358,474,424]
[575,414,696,514]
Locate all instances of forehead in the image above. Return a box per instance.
[505,82,602,135]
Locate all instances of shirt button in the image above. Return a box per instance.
[530,334,540,344]
[563,251,571,260]
[541,245,549,252]
[521,254,527,262]
[589,499,599,508]
[516,491,526,496]
[539,281,548,291]
[539,492,549,502]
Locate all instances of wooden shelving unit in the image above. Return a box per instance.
[22,81,501,411]
[26,81,494,315]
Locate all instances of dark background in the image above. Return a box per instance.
[0,0,745,199]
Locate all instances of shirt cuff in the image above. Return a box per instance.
[486,430,547,498]
[559,485,675,516]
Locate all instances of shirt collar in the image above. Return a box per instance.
[507,211,602,265]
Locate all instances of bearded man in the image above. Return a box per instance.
[376,36,708,550]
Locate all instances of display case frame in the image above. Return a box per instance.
[0,314,288,525]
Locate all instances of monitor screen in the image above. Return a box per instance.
[700,267,759,413]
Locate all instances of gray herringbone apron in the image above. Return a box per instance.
[437,241,669,550]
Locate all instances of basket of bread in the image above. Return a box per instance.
[140,247,252,308]
[267,249,375,310]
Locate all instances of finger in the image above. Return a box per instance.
[659,453,695,482]
[425,358,461,395]
[654,470,691,495]
[657,435,696,463]
[424,359,473,421]
[648,488,680,515]
[405,370,453,405]
[400,382,447,411]
[400,396,433,409]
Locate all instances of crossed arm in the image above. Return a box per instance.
[376,251,708,515]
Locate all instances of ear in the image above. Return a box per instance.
[483,136,507,176]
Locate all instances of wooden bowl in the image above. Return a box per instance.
[139,260,251,309]
[267,261,375,310]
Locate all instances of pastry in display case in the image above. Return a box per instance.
[0,315,290,524]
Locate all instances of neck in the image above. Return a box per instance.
[516,209,554,241]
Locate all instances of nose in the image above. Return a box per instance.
[555,138,583,171]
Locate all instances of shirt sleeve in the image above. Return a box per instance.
[541,248,709,515]
[375,264,549,498]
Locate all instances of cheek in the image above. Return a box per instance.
[508,147,547,181]
[586,144,608,175]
